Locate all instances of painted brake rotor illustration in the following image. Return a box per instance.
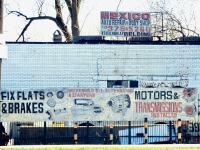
[47,92,53,98]
[71,99,103,115]
[107,94,131,116]
[184,104,196,117]
[47,98,56,107]
[57,91,64,99]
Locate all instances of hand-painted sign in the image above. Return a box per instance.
[140,80,189,88]
[101,11,151,37]
[134,88,198,120]
[0,88,198,121]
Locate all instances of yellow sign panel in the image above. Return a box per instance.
[52,121,64,127]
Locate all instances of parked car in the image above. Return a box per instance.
[118,124,176,144]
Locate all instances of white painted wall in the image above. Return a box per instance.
[2,44,200,89]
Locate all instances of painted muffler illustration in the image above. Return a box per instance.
[71,99,103,115]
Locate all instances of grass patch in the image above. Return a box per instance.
[1,146,200,150]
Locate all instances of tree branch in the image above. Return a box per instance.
[8,11,58,42]
[65,0,72,16]
[55,0,72,41]
[16,20,33,42]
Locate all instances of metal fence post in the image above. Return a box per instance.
[43,121,46,145]
[144,118,148,144]
[169,121,172,144]
[128,121,131,144]
[74,123,78,144]
[103,126,107,144]
[0,122,2,146]
[110,123,113,144]
[177,119,182,144]
[86,121,89,144]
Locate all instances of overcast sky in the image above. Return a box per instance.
[3,0,200,42]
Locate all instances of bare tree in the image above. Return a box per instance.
[148,0,200,41]
[5,0,82,42]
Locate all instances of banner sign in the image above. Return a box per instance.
[101,11,151,37]
[0,88,198,121]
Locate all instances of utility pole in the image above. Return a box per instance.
[0,0,4,146]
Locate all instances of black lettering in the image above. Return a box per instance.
[154,91,159,99]
[34,91,38,100]
[14,103,20,113]
[189,123,194,132]
[141,91,147,100]
[26,103,31,113]
[28,91,33,100]
[167,91,172,99]
[21,103,26,113]
[39,91,45,100]
[8,103,13,113]
[174,92,179,99]
[135,91,140,99]
[22,91,27,100]
[7,92,9,100]
[2,103,7,113]
[32,102,37,113]
[1,92,6,100]
[17,91,22,100]
[147,91,153,99]
[10,91,15,100]
[38,103,43,113]
[160,91,166,99]
[194,123,199,132]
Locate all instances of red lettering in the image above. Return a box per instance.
[101,12,150,20]
[142,13,150,20]
[101,12,109,19]
[119,12,127,19]
[139,102,143,112]
[110,12,118,19]
[133,13,140,20]
[136,102,139,113]
[128,13,132,19]
[178,102,182,112]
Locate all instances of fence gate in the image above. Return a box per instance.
[5,120,179,145]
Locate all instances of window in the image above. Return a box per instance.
[107,80,138,88]
[130,80,138,88]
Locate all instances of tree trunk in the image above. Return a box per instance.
[55,0,72,41]
[71,0,80,37]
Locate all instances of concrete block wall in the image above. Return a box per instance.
[2,44,200,90]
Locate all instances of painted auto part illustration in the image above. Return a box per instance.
[71,99,103,115]
[107,94,131,116]
[47,92,53,98]
[184,104,197,117]
[54,108,67,115]
[57,91,64,99]
[46,110,54,120]
[47,98,56,107]
[46,108,67,120]
[183,88,197,102]
[74,99,94,106]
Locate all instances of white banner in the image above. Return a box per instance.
[0,88,198,121]
[133,88,198,120]
[101,11,151,37]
